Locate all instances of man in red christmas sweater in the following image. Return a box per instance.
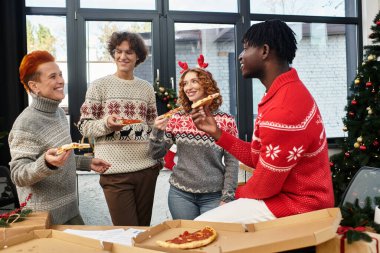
[191,20,334,223]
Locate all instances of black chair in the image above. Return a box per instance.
[0,165,19,211]
[340,166,380,208]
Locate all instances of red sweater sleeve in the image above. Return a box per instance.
[216,131,254,167]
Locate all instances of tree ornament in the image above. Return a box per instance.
[368,109,373,115]
[329,161,334,167]
[359,145,367,151]
[367,54,376,61]
[366,81,372,87]
[372,88,376,93]
[351,99,357,105]
[376,20,380,25]
[164,92,168,96]
[373,139,379,147]
[342,126,348,132]
[348,111,355,117]
[357,136,363,143]
[369,32,376,39]
[344,152,350,158]
[159,87,165,92]
[167,104,172,109]
[354,142,360,148]
[354,79,360,85]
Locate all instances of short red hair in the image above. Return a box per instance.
[19,51,55,93]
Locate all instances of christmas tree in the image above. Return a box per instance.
[330,11,380,205]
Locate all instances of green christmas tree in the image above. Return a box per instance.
[330,11,380,205]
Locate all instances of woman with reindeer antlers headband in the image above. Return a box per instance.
[149,55,239,220]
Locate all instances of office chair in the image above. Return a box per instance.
[340,166,380,208]
[0,165,19,211]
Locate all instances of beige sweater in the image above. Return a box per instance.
[78,75,158,174]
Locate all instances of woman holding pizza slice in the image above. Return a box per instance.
[8,51,111,225]
[149,55,239,220]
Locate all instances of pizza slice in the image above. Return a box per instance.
[191,93,220,109]
[163,106,184,118]
[156,226,217,249]
[56,142,91,155]
[117,119,143,125]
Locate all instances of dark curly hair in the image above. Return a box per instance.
[107,31,148,67]
[178,68,222,113]
[242,19,297,64]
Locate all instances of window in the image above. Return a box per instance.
[250,0,348,17]
[26,15,68,112]
[26,0,65,7]
[86,21,153,86]
[169,0,238,13]
[174,23,237,117]
[80,0,155,10]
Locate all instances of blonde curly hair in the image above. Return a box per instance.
[178,68,222,113]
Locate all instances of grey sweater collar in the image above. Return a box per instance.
[31,94,61,113]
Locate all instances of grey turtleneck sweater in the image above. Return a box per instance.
[8,95,92,225]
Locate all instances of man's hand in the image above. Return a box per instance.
[190,105,222,140]
[154,115,169,131]
[45,148,72,168]
[106,114,124,131]
[90,158,111,174]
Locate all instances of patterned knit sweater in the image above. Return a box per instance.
[78,75,158,174]
[9,95,92,225]
[216,68,334,217]
[149,110,239,202]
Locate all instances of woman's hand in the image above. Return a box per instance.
[154,115,169,131]
[190,106,222,140]
[106,114,124,131]
[90,158,111,174]
[45,148,72,167]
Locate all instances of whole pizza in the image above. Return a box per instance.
[156,226,217,249]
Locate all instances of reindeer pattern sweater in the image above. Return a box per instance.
[78,75,158,174]
[216,68,334,218]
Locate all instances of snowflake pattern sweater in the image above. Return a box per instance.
[216,68,334,217]
[149,110,239,202]
[78,75,158,174]
[9,95,92,225]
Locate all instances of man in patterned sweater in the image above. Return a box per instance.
[78,32,161,226]
[191,20,334,223]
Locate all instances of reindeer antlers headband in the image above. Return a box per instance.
[178,54,209,74]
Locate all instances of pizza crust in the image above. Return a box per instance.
[56,143,91,155]
[191,93,220,109]
[163,106,184,118]
[156,226,217,249]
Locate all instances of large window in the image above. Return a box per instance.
[25,0,361,142]
[26,15,68,112]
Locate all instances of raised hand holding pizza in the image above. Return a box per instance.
[191,105,222,141]
[106,114,124,131]
[45,148,72,168]
[154,115,170,131]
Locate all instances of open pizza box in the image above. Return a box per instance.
[133,208,341,253]
[0,229,164,253]
[0,211,51,240]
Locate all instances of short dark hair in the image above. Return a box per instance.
[242,20,297,64]
[107,31,148,67]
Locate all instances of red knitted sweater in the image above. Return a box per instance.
[216,68,334,218]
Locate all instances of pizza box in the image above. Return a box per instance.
[133,208,341,253]
[0,211,51,240]
[0,229,164,253]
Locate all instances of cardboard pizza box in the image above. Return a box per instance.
[133,208,341,253]
[0,229,164,253]
[0,211,51,240]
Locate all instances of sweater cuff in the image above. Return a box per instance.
[215,130,235,149]
[76,155,92,171]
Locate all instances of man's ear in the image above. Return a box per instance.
[262,44,270,60]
